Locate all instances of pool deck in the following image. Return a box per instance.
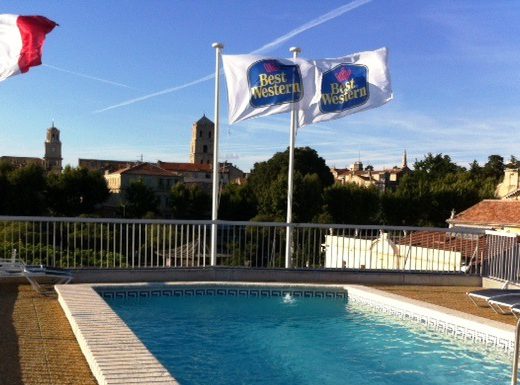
[0,282,517,385]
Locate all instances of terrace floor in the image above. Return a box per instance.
[0,283,516,385]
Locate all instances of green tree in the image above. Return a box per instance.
[218,183,258,220]
[381,174,429,226]
[381,153,496,226]
[124,180,159,218]
[47,166,109,216]
[414,153,464,178]
[6,164,47,216]
[321,183,380,225]
[170,183,211,219]
[482,155,505,183]
[507,155,520,168]
[0,161,14,214]
[248,147,333,221]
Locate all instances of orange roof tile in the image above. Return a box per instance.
[158,161,211,172]
[447,200,520,227]
[396,231,486,259]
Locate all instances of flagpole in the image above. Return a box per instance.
[211,42,223,267]
[285,46,301,269]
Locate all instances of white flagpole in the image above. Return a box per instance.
[211,42,223,267]
[285,46,301,269]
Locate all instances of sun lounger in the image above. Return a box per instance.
[467,288,520,307]
[487,294,520,314]
[511,305,520,319]
[0,257,72,295]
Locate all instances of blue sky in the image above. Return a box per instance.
[1,0,520,172]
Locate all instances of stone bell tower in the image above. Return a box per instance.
[44,122,62,173]
[189,115,214,165]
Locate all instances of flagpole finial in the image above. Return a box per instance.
[212,42,224,49]
[289,47,301,55]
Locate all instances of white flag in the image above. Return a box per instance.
[298,47,392,126]
[222,54,315,124]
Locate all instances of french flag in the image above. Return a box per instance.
[0,14,57,82]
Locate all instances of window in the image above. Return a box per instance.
[199,130,202,138]
[208,131,212,139]
[203,145,208,153]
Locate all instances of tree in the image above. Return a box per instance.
[123,180,159,218]
[482,155,505,183]
[6,164,47,216]
[47,166,109,216]
[321,183,380,224]
[248,147,333,221]
[414,153,463,178]
[507,155,520,168]
[0,161,14,214]
[219,183,258,221]
[381,174,430,226]
[380,152,496,226]
[170,183,211,219]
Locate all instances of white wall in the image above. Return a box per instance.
[324,233,462,272]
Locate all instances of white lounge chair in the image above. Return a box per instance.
[0,255,72,295]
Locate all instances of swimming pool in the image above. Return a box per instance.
[101,285,511,385]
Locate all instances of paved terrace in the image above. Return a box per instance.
[0,283,516,385]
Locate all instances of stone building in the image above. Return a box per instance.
[331,151,410,191]
[104,163,182,214]
[43,123,62,172]
[1,123,62,173]
[496,167,520,200]
[190,115,214,165]
[78,159,136,174]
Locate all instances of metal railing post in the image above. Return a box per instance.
[512,317,520,385]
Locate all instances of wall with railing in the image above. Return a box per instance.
[2,216,511,276]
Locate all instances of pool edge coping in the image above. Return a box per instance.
[55,284,180,385]
[344,284,514,351]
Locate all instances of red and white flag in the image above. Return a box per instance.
[0,14,57,82]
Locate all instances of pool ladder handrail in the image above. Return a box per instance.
[512,318,520,385]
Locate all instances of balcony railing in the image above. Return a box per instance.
[0,216,517,279]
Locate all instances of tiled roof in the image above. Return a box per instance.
[110,163,177,177]
[158,161,211,172]
[396,231,485,259]
[447,199,520,227]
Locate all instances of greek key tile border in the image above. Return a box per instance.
[348,295,514,354]
[96,286,348,300]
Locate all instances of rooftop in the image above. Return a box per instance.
[0,282,515,385]
[447,199,520,227]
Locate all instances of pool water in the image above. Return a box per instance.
[106,291,511,385]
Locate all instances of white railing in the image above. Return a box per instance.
[486,230,520,283]
[0,216,511,275]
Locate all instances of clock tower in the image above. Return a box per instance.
[44,122,62,172]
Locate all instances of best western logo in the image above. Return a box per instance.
[248,60,303,108]
[320,64,368,113]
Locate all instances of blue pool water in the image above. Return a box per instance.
[105,289,511,385]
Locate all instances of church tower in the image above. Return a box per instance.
[44,122,62,172]
[189,115,214,164]
[402,150,409,170]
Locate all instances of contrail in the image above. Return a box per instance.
[43,64,138,90]
[94,74,215,113]
[94,0,372,114]
[251,0,372,54]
